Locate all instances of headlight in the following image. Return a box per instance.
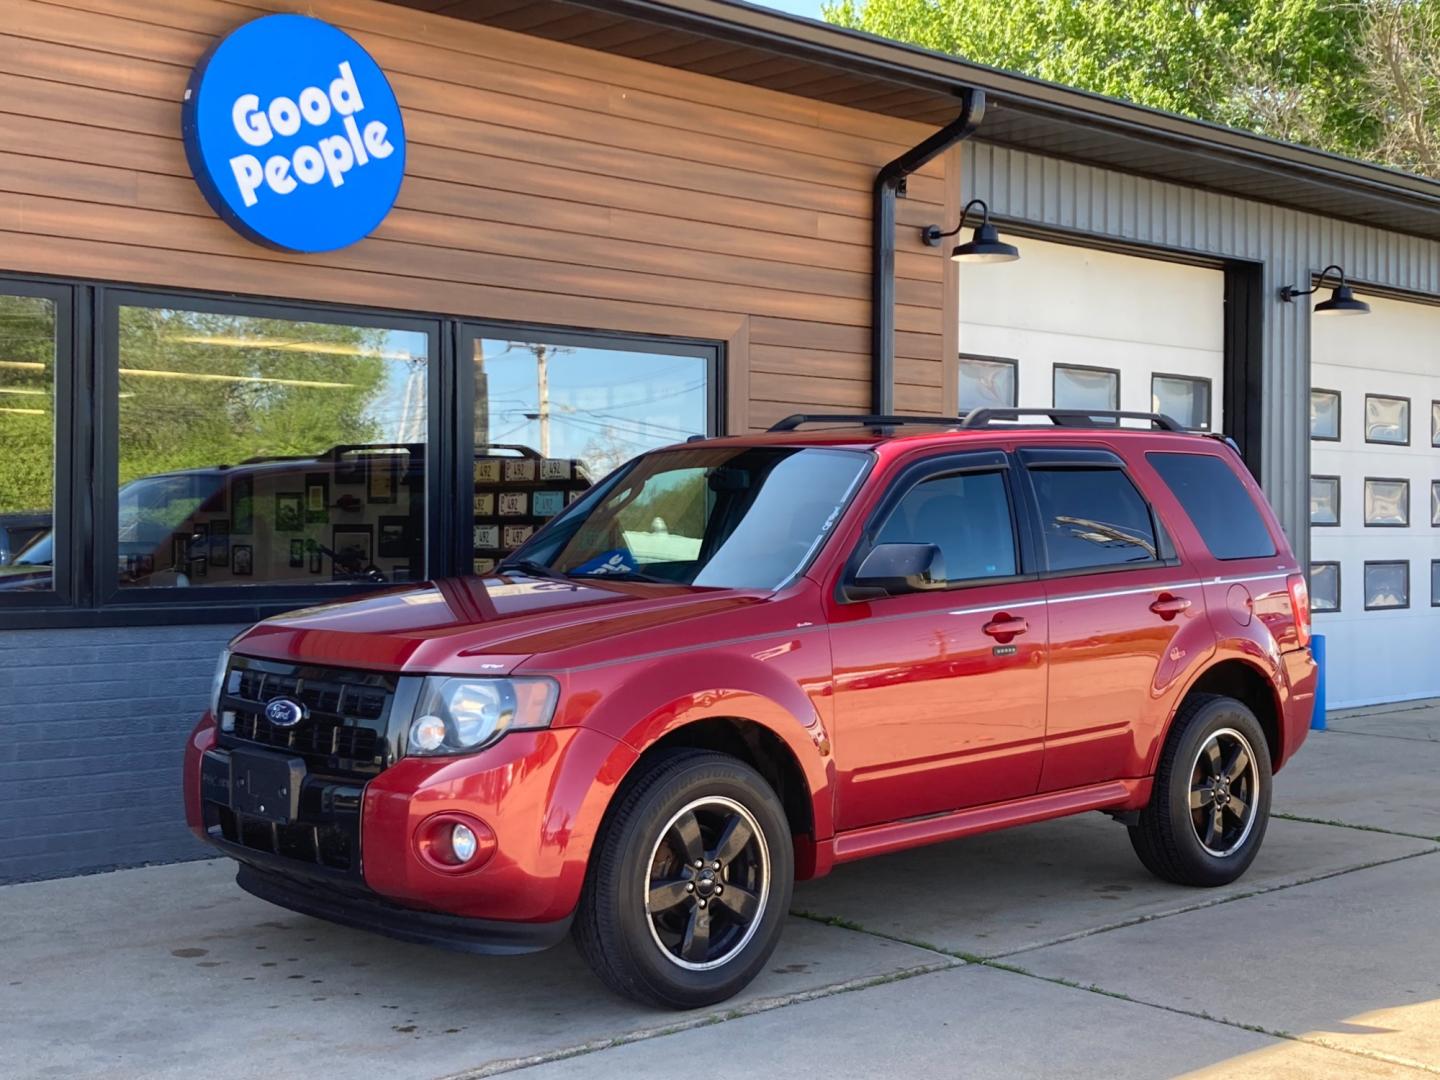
[406,677,559,757]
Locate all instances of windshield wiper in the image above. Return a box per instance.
[569,568,673,584]
[495,558,569,580]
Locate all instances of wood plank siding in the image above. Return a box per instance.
[0,0,957,430]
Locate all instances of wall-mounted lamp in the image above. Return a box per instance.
[921,198,1020,263]
[1279,264,1369,316]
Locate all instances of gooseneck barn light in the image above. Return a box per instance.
[1280,264,1370,316]
[921,198,1021,263]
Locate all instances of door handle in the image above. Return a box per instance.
[982,615,1028,641]
[1149,595,1192,620]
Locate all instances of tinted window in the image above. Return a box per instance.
[876,470,1016,583]
[1149,453,1277,561]
[1029,467,1158,571]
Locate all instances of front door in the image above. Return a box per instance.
[828,451,1048,832]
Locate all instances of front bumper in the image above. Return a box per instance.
[185,716,636,930]
[233,859,572,956]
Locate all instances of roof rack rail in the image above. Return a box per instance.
[960,408,1185,432]
[768,413,963,432]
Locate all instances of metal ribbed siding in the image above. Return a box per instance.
[965,141,1440,567]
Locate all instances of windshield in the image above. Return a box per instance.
[509,446,869,590]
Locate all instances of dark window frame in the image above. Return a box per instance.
[1149,371,1212,430]
[0,279,77,613]
[1310,474,1342,527]
[1363,559,1410,611]
[1052,363,1121,415]
[1362,476,1410,528]
[1,272,724,628]
[1310,387,1341,442]
[957,353,1019,411]
[1363,393,1411,446]
[1309,560,1341,613]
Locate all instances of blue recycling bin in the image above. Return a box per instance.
[1310,633,1326,730]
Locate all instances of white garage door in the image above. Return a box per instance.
[958,236,1224,431]
[1310,294,1440,708]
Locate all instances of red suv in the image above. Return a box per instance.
[185,410,1317,1008]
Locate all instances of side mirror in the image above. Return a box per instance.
[847,542,946,599]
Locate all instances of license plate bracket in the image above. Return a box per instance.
[228,748,305,825]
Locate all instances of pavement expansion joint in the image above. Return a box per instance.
[1272,811,1440,842]
[437,957,962,1079]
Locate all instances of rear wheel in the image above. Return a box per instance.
[1129,693,1272,887]
[574,749,793,1008]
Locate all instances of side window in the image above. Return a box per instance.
[875,470,1017,584]
[1148,452,1277,560]
[1028,467,1159,571]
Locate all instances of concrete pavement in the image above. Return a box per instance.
[3,701,1437,1079]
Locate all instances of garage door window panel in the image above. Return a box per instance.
[1365,395,1410,446]
[1364,561,1409,610]
[1053,365,1119,415]
[1151,374,1211,430]
[1432,481,1440,527]
[1432,401,1440,448]
[1432,561,1440,607]
[1363,478,1410,527]
[1310,389,1341,441]
[958,355,1017,412]
[1310,475,1341,527]
[1310,562,1340,613]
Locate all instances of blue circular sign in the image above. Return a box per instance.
[182,15,406,253]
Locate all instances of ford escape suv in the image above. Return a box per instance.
[185,409,1317,1009]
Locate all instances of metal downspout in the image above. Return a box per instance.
[871,88,986,413]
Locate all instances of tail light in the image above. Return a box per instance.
[1286,573,1311,648]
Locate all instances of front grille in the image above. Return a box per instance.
[219,658,398,779]
[216,805,358,873]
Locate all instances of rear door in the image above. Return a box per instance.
[1016,446,1212,792]
[828,449,1048,831]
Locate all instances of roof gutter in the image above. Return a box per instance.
[872,88,985,414]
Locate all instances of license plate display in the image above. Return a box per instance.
[228,748,305,824]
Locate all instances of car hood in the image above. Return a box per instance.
[233,575,769,674]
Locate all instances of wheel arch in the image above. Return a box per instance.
[1164,656,1285,772]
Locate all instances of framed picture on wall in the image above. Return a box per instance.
[332,525,374,581]
[289,539,305,568]
[274,492,304,533]
[377,516,409,558]
[232,544,253,577]
[208,519,230,569]
[231,475,253,535]
[308,540,322,574]
[190,522,209,577]
[367,454,398,504]
[305,474,330,523]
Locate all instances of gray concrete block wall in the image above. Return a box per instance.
[0,624,245,883]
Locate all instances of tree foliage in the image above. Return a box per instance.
[824,0,1438,175]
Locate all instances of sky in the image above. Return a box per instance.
[753,0,827,19]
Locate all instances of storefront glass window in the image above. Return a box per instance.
[0,293,58,593]
[470,336,710,573]
[1151,374,1210,429]
[115,304,430,588]
[958,355,1017,412]
[1053,365,1118,413]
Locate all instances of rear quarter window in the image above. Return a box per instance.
[1147,452,1277,561]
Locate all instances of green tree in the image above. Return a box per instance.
[823,0,1383,164]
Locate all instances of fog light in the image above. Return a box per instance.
[450,824,477,863]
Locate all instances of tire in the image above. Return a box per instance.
[573,749,794,1009]
[1129,693,1272,887]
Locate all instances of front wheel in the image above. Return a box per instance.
[1129,693,1272,887]
[574,749,794,1009]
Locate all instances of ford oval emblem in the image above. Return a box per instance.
[264,697,305,728]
